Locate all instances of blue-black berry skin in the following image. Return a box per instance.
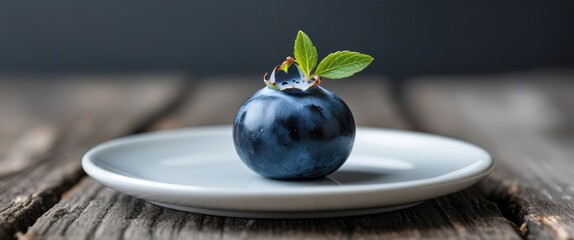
[233,86,355,179]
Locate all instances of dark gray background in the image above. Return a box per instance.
[1,0,573,77]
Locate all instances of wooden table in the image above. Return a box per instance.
[1,70,573,239]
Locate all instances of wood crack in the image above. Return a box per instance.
[1,161,85,240]
[478,173,529,238]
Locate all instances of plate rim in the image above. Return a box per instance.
[82,125,494,197]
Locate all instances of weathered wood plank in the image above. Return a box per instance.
[405,69,574,239]
[0,74,186,239]
[24,76,518,239]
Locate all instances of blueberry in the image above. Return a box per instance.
[233,63,355,179]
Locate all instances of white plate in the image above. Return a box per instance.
[82,126,493,219]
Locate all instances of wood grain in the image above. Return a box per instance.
[0,74,186,239]
[23,76,519,239]
[405,69,574,239]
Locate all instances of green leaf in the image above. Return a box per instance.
[293,30,318,78]
[314,51,374,79]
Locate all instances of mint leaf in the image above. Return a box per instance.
[294,30,318,78]
[314,51,373,79]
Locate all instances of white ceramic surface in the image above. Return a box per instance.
[82,126,493,219]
